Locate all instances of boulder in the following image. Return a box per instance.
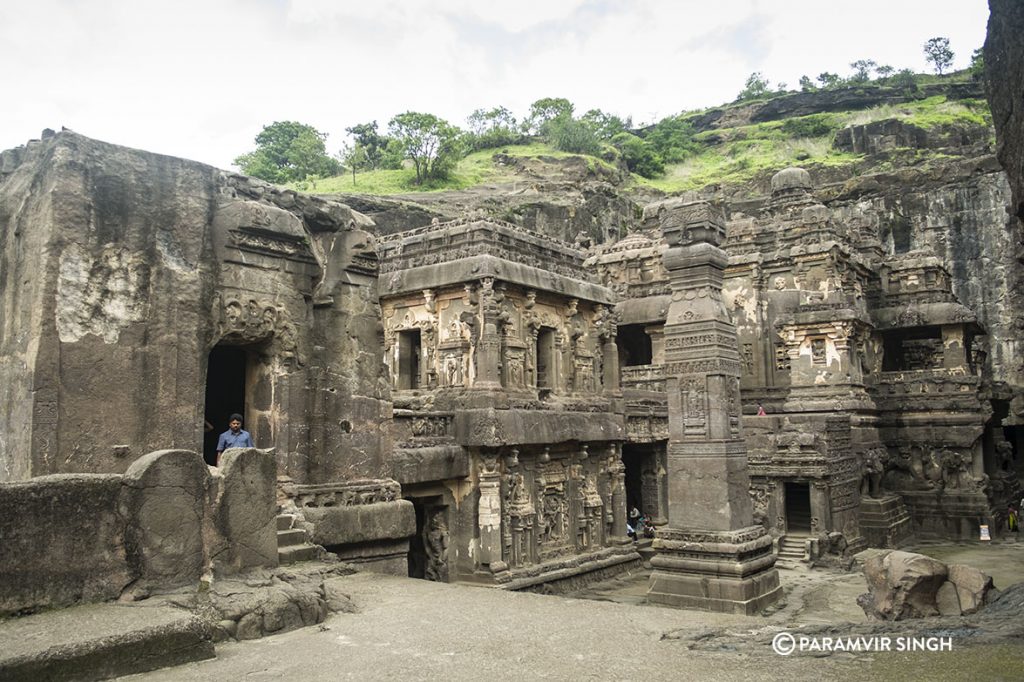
[948,563,995,615]
[858,550,948,620]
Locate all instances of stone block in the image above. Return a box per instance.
[121,449,210,596]
[0,474,130,615]
[304,500,416,546]
[214,448,279,574]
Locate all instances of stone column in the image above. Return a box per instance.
[477,451,504,569]
[608,444,629,542]
[475,278,503,389]
[647,201,781,615]
[646,325,666,366]
[602,333,621,395]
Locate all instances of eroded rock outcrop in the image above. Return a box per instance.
[858,550,998,620]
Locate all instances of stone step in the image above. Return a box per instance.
[277,514,297,531]
[278,544,320,565]
[276,528,308,548]
[0,602,213,681]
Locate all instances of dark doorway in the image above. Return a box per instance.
[397,329,422,390]
[203,345,248,465]
[623,445,645,514]
[407,496,448,582]
[784,481,812,534]
[536,328,555,390]
[617,324,653,367]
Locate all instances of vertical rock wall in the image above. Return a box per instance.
[0,132,388,483]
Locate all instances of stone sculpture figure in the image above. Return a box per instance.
[424,510,450,582]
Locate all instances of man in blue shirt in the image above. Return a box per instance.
[216,413,253,465]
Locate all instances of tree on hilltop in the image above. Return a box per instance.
[466,107,521,150]
[849,59,878,83]
[344,121,398,170]
[525,98,575,135]
[388,112,464,184]
[737,72,770,100]
[234,121,341,184]
[923,37,954,75]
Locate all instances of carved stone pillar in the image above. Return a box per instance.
[602,333,621,395]
[553,333,566,394]
[646,324,666,366]
[477,451,503,569]
[608,444,629,541]
[475,278,502,389]
[647,201,781,615]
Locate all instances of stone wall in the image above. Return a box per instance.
[0,449,277,616]
[0,474,131,614]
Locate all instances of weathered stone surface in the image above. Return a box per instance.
[986,0,1024,224]
[948,563,995,614]
[305,500,416,546]
[214,448,279,573]
[0,602,213,682]
[935,580,962,616]
[0,474,130,615]
[859,550,948,620]
[121,450,209,596]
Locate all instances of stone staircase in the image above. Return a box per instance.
[776,535,807,567]
[276,513,320,565]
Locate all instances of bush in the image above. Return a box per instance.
[781,114,839,138]
[546,116,602,155]
[610,132,664,178]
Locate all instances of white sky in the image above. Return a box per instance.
[1,0,991,171]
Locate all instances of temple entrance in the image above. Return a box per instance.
[407,496,449,582]
[784,481,812,535]
[203,345,248,466]
[622,443,662,523]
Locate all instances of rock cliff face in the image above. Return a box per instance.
[0,131,389,482]
[334,154,640,246]
[986,0,1024,223]
[985,0,1024,422]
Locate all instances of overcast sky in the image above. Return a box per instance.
[2,0,990,171]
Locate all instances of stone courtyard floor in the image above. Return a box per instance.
[128,539,1024,681]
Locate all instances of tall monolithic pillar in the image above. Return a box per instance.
[647,201,781,614]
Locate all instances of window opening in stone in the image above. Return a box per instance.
[618,324,653,367]
[397,329,422,390]
[203,345,248,466]
[881,326,943,371]
[536,327,556,390]
[784,481,812,535]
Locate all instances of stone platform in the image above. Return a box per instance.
[0,602,213,681]
[646,526,782,615]
[859,494,913,548]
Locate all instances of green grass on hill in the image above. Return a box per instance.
[290,142,617,195]
[292,90,992,197]
[633,95,991,193]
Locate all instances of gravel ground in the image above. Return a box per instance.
[128,539,1024,682]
